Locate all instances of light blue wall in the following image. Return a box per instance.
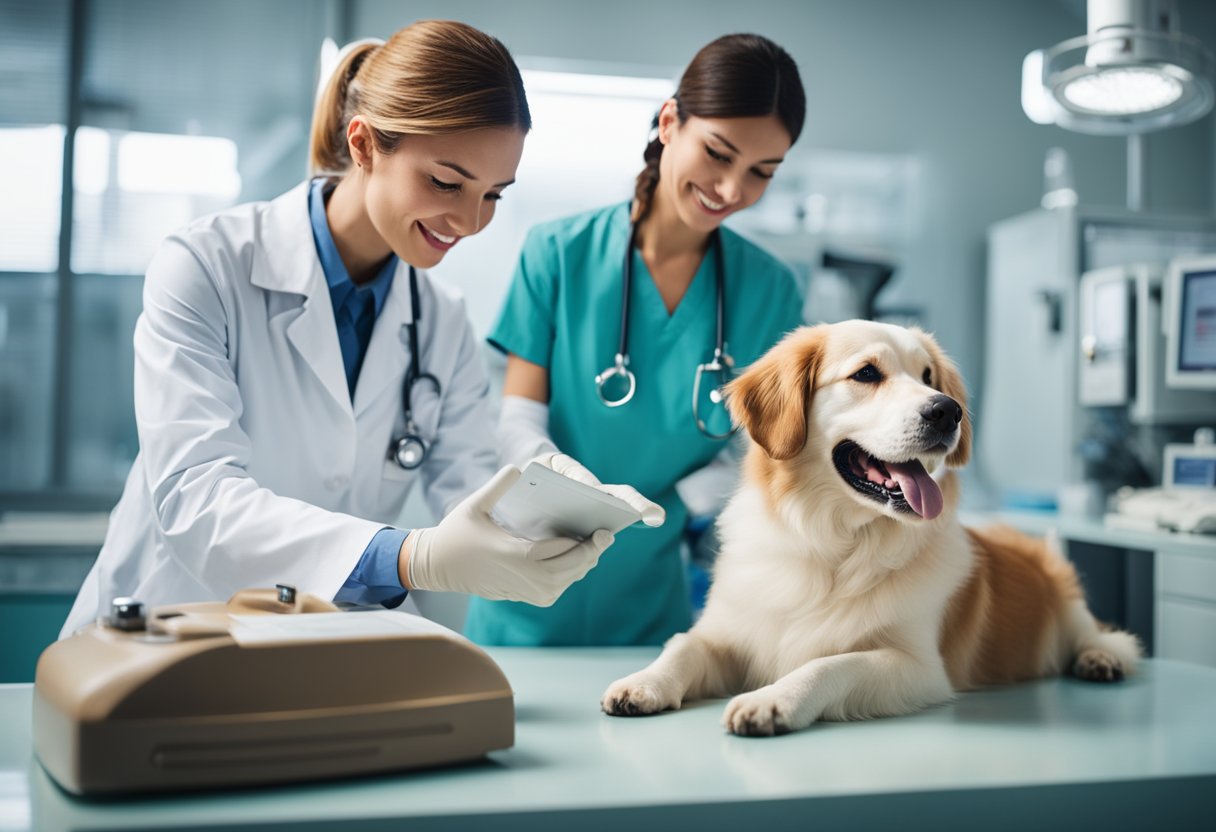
[352,0,1216,394]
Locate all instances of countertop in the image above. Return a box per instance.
[2,649,1214,831]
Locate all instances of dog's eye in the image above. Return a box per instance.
[851,364,883,384]
[923,368,932,385]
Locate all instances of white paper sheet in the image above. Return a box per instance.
[229,610,466,646]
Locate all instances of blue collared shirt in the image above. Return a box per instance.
[309,178,397,395]
[308,179,409,608]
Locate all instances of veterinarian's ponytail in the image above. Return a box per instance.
[631,34,805,225]
[309,20,531,177]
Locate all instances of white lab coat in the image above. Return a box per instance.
[61,182,498,636]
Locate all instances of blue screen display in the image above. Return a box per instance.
[1174,456,1216,487]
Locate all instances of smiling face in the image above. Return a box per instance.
[655,101,791,233]
[726,321,972,524]
[353,120,526,269]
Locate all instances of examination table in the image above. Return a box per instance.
[2,649,1213,831]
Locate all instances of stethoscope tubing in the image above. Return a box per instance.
[596,220,734,438]
[402,264,442,417]
[390,266,441,470]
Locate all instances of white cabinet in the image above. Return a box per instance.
[1155,550,1216,668]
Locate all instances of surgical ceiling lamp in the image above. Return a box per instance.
[1022,0,1214,135]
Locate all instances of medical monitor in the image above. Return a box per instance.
[1164,254,1216,391]
[1163,442,1216,488]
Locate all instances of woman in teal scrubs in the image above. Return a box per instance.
[466,34,807,646]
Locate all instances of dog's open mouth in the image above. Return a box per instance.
[832,441,944,520]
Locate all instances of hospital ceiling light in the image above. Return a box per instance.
[1022,0,1215,135]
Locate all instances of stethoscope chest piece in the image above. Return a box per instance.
[391,428,429,470]
[594,353,636,407]
[693,347,736,440]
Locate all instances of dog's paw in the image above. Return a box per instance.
[601,675,678,716]
[722,688,798,736]
[1072,648,1126,682]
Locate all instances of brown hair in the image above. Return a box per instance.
[632,34,805,223]
[309,20,531,176]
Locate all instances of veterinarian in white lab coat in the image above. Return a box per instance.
[61,22,659,637]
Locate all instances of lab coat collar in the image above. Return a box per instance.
[249,181,417,416]
[247,182,348,412]
[253,181,324,296]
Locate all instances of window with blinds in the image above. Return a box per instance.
[0,0,67,272]
[1,0,331,500]
[0,0,68,491]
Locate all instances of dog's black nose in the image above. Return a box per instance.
[919,394,962,427]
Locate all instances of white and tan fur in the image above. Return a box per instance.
[602,321,1140,735]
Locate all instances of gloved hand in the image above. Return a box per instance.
[535,452,666,528]
[404,465,614,606]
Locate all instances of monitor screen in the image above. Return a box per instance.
[1173,455,1216,488]
[1165,256,1216,390]
[1178,268,1216,372]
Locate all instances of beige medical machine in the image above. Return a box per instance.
[33,586,514,795]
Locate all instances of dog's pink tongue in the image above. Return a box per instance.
[886,459,944,520]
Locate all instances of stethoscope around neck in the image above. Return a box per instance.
[388,266,442,469]
[594,222,737,439]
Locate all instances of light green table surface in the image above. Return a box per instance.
[2,650,1214,832]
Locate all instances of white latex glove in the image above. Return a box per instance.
[674,436,744,518]
[405,465,614,607]
[497,395,561,468]
[535,452,666,528]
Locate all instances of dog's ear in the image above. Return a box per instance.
[725,327,824,460]
[914,329,971,468]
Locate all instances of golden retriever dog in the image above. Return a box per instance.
[602,321,1140,736]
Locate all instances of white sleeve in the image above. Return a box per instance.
[675,436,746,518]
[135,236,385,602]
[497,395,560,469]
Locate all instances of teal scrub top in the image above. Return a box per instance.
[466,202,803,646]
